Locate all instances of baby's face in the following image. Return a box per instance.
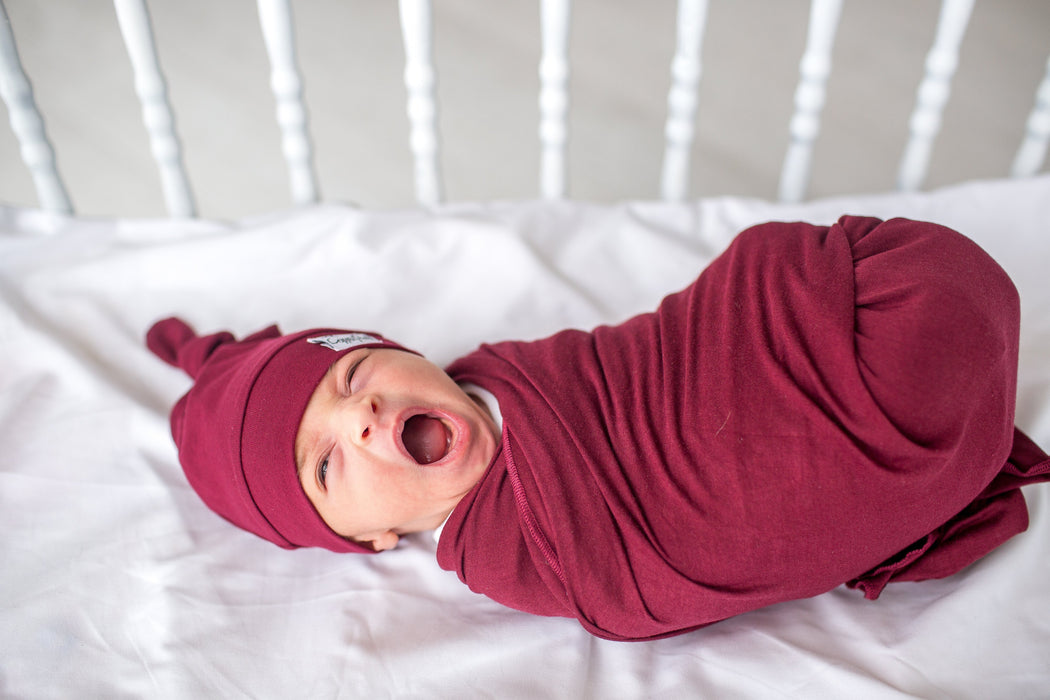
[295,348,500,551]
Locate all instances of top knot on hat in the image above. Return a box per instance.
[146,316,414,553]
[147,316,272,378]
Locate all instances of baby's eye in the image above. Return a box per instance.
[344,355,366,393]
[318,456,329,487]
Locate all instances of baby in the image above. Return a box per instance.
[148,215,1050,641]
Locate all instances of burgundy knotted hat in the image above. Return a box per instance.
[146,317,413,553]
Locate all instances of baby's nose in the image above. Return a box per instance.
[345,394,380,443]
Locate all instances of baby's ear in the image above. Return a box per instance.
[358,530,400,552]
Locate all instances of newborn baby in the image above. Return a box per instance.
[148,215,1050,641]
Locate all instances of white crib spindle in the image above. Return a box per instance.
[0,0,72,214]
[1011,53,1050,178]
[897,0,974,192]
[539,0,571,200]
[398,0,442,207]
[113,0,195,217]
[778,0,842,203]
[257,0,318,205]
[660,0,709,202]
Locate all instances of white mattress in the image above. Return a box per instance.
[2,175,1049,698]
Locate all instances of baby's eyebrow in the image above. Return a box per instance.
[294,440,308,479]
[294,427,314,482]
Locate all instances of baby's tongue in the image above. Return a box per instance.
[402,414,448,465]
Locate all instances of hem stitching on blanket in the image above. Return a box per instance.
[503,429,567,586]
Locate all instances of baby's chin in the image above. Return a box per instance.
[438,420,499,500]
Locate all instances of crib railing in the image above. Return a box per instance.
[0,0,71,214]
[1,0,1048,217]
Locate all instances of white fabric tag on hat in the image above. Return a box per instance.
[307,332,382,351]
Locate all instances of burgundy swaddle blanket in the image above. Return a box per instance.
[438,216,1050,641]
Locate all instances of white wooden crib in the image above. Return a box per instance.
[3,0,1048,216]
[2,1,1049,698]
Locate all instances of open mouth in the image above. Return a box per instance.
[401,413,452,465]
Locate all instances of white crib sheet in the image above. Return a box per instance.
[2,176,1049,698]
